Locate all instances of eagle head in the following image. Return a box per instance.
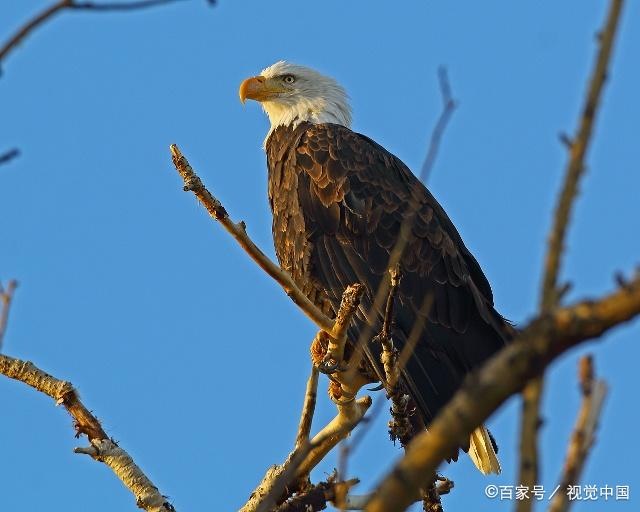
[239,61,352,139]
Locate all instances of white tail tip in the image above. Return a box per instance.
[468,425,501,475]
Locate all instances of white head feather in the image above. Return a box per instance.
[256,61,352,142]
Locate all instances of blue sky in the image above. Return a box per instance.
[1,1,638,511]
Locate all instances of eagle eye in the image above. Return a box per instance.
[282,75,296,84]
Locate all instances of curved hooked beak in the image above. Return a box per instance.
[239,75,285,104]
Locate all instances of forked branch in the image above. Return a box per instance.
[366,270,640,512]
[0,354,175,512]
[518,1,625,501]
[548,356,608,512]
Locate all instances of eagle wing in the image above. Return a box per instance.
[285,123,510,424]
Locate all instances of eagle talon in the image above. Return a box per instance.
[317,361,337,374]
[317,357,345,374]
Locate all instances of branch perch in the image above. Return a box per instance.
[548,356,608,512]
[241,396,371,512]
[295,365,319,451]
[241,283,371,512]
[170,144,335,335]
[518,1,625,501]
[0,148,20,166]
[0,354,175,512]
[0,279,18,352]
[366,270,640,512]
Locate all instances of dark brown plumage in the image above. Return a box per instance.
[267,121,512,430]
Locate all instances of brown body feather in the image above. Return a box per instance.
[267,121,512,435]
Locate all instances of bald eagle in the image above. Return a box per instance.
[240,61,511,474]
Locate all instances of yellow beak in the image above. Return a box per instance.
[239,75,285,104]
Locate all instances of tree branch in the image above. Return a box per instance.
[170,144,336,335]
[540,0,624,310]
[241,284,371,512]
[548,356,608,512]
[171,149,372,507]
[365,270,640,512]
[295,365,319,451]
[518,1,625,501]
[419,66,457,183]
[0,279,18,352]
[0,148,20,166]
[240,396,371,512]
[273,473,358,512]
[343,66,456,389]
[0,354,175,512]
[0,0,197,73]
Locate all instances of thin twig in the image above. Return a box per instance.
[0,1,69,67]
[341,67,455,406]
[395,292,434,385]
[372,268,419,450]
[295,365,319,451]
[241,396,372,512]
[0,279,18,352]
[320,283,365,375]
[335,397,385,509]
[70,0,189,11]
[241,284,371,512]
[0,0,194,72]
[0,148,20,166]
[548,356,608,512]
[173,145,372,502]
[365,269,640,512]
[170,145,335,335]
[540,0,624,311]
[419,66,457,183]
[378,267,401,389]
[0,354,175,511]
[518,376,544,508]
[330,69,454,509]
[518,1,625,503]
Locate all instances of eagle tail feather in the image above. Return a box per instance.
[468,425,501,475]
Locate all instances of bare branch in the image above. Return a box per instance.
[343,66,455,390]
[296,396,372,490]
[548,356,608,512]
[419,66,457,183]
[242,284,371,512]
[70,0,189,11]
[172,155,371,511]
[294,365,319,451]
[372,268,424,451]
[378,267,401,389]
[0,354,175,512]
[0,1,69,69]
[0,279,18,352]
[241,396,371,512]
[518,376,544,507]
[0,148,20,166]
[540,0,624,311]
[274,475,359,512]
[365,270,640,512]
[319,283,365,374]
[0,0,196,73]
[170,144,336,335]
[518,1,625,501]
